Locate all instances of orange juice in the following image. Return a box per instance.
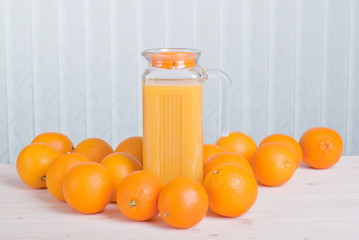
[143,80,203,184]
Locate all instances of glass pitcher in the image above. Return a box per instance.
[142,48,231,184]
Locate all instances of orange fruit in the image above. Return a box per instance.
[16,143,61,189]
[63,162,113,214]
[74,138,113,163]
[158,177,208,229]
[101,152,143,202]
[116,170,162,221]
[299,127,343,169]
[203,144,226,165]
[115,136,143,164]
[216,132,257,162]
[204,164,258,217]
[204,152,253,176]
[46,153,89,202]
[31,132,74,154]
[260,133,303,168]
[251,142,296,187]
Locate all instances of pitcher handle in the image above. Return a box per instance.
[206,68,232,138]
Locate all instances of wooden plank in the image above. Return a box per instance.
[5,0,34,163]
[137,0,165,135]
[195,0,220,143]
[321,0,350,152]
[242,0,270,143]
[193,0,219,68]
[110,0,138,145]
[57,0,86,145]
[31,0,60,134]
[346,0,359,155]
[267,0,296,136]
[83,0,112,144]
[165,0,194,47]
[0,0,8,163]
[294,0,324,139]
[137,0,165,50]
[220,0,244,135]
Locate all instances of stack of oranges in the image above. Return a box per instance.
[16,127,343,229]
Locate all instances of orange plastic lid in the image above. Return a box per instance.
[150,52,196,69]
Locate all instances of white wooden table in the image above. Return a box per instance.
[1,156,359,240]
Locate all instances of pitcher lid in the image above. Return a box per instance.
[142,48,200,69]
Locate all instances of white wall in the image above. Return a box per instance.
[0,0,358,163]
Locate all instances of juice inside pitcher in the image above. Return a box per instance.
[143,79,203,184]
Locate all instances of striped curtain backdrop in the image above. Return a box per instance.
[0,0,358,163]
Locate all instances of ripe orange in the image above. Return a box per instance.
[16,143,61,189]
[204,164,258,217]
[101,152,143,202]
[260,133,303,168]
[204,152,253,176]
[251,142,296,187]
[31,132,74,154]
[299,127,343,169]
[63,162,113,214]
[115,136,143,164]
[216,132,257,162]
[203,144,226,165]
[74,138,113,163]
[158,177,208,229]
[116,170,162,221]
[46,153,89,202]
